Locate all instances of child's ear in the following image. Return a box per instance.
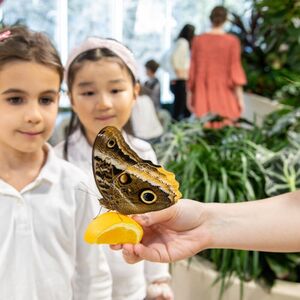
[133,82,140,101]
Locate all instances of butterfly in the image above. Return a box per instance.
[92,126,181,215]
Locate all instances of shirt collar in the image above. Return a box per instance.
[0,143,61,196]
[36,143,61,185]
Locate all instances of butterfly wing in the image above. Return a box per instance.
[106,163,181,214]
[92,126,181,214]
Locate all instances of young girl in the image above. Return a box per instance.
[54,37,174,300]
[0,26,112,299]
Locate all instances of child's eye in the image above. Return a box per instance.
[111,89,123,94]
[7,97,23,105]
[39,97,54,105]
[82,91,95,96]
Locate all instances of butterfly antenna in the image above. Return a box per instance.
[94,200,104,219]
[77,181,100,199]
[75,187,99,200]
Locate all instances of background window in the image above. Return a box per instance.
[0,0,248,105]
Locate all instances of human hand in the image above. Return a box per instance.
[234,86,245,115]
[238,99,245,115]
[110,199,210,263]
[186,92,194,113]
[146,281,174,300]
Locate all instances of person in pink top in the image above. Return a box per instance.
[188,6,247,127]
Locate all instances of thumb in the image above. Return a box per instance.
[132,204,178,227]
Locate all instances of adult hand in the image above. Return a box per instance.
[186,92,194,113]
[238,99,245,115]
[111,192,300,261]
[234,86,245,115]
[111,199,210,263]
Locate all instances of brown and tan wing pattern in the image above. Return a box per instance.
[92,126,181,214]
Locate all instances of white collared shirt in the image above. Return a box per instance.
[55,130,171,300]
[0,144,112,300]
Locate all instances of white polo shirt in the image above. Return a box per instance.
[0,144,112,300]
[55,129,171,300]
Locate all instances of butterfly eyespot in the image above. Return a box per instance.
[107,138,116,148]
[140,190,157,204]
[119,173,131,184]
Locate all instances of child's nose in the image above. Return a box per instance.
[95,94,113,110]
[24,104,42,124]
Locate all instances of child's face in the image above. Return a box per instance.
[146,68,154,78]
[70,59,139,143]
[0,61,60,154]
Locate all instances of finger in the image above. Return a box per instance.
[133,204,178,227]
[132,243,166,263]
[122,251,143,264]
[110,244,123,250]
[122,244,143,264]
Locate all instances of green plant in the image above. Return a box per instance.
[262,107,300,150]
[155,113,300,298]
[274,77,300,107]
[229,0,300,103]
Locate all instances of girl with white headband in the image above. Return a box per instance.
[55,37,173,300]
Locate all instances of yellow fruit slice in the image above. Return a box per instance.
[84,211,144,245]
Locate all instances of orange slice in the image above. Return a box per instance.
[84,211,144,244]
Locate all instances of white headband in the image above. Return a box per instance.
[65,37,138,83]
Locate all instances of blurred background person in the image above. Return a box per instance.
[188,6,246,127]
[131,84,164,143]
[143,59,161,112]
[170,23,195,121]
